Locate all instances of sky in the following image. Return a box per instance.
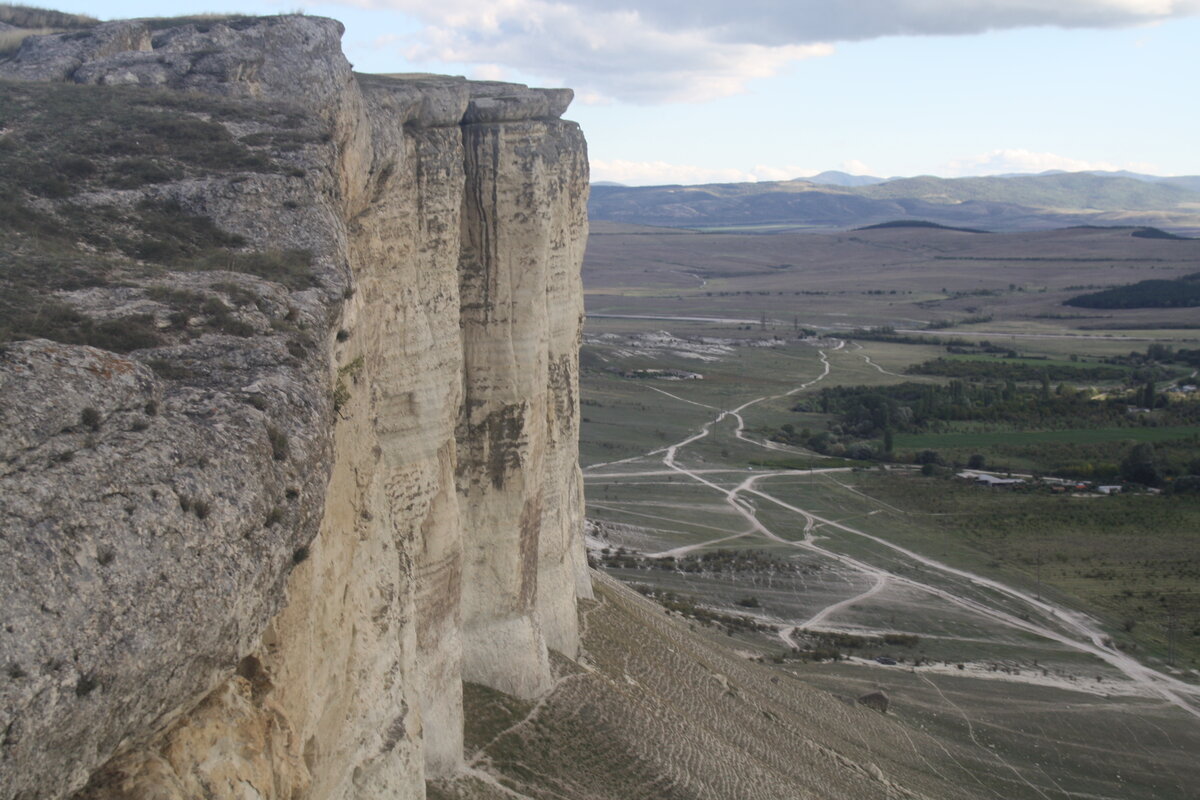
[48,0,1200,185]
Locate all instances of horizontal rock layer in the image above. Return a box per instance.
[0,14,588,800]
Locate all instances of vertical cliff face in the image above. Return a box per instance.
[0,15,588,800]
[457,104,592,698]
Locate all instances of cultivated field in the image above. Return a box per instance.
[586,221,1200,333]
[577,222,1200,797]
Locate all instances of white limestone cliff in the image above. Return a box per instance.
[0,14,588,799]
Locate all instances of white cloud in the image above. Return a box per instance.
[576,91,614,106]
[344,0,1200,103]
[837,159,875,176]
[941,148,1161,176]
[399,2,833,103]
[753,164,822,182]
[590,159,757,185]
[591,159,815,185]
[469,63,509,81]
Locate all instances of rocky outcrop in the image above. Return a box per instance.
[0,14,588,800]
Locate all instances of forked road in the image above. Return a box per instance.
[587,340,1200,721]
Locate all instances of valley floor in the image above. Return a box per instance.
[566,335,1199,799]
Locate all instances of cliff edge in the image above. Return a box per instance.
[0,14,588,799]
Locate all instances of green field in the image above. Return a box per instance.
[896,424,1200,450]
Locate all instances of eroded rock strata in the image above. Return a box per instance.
[0,15,588,799]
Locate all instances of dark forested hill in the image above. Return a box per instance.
[1065,273,1200,309]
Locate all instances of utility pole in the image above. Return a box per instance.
[1167,606,1177,667]
[1035,551,1042,602]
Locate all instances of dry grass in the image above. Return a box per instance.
[433,575,981,800]
[428,572,1200,800]
[0,3,96,30]
[0,27,54,57]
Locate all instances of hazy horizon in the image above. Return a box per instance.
[590,166,1199,188]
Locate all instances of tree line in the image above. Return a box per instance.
[1065,273,1200,309]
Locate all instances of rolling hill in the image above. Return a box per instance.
[589,171,1200,234]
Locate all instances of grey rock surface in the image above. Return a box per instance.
[0,21,152,82]
[463,81,574,123]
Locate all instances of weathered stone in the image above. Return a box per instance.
[463,82,574,124]
[0,21,152,82]
[0,13,588,800]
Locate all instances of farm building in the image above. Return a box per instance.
[958,472,1026,487]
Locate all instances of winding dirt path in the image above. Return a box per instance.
[586,337,1200,721]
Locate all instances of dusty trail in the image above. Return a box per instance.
[741,474,1200,719]
[588,468,760,479]
[649,531,755,559]
[588,313,757,324]
[585,336,1200,723]
[644,384,719,410]
[728,343,835,451]
[584,452,652,472]
[850,342,909,378]
[803,573,891,629]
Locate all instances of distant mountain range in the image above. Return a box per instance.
[804,170,888,187]
[589,171,1200,234]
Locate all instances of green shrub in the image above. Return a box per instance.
[883,633,920,647]
[87,316,163,352]
[197,249,315,290]
[266,425,288,461]
[74,674,98,697]
[332,379,351,414]
[59,156,97,178]
[105,157,180,188]
[80,407,101,431]
[0,298,163,351]
[146,359,198,380]
[192,499,211,519]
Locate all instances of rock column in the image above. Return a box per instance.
[457,111,589,697]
